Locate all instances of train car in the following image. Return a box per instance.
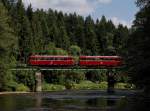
[28,55,75,66]
[79,56,123,67]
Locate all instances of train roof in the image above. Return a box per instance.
[80,56,122,59]
[29,55,72,58]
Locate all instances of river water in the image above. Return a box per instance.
[0,90,149,111]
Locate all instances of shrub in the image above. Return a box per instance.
[42,83,66,91]
[14,70,35,90]
[74,81,107,90]
[4,81,18,91]
[16,84,30,92]
[64,80,75,89]
[115,83,135,89]
[99,82,108,89]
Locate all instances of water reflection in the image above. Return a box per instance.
[0,90,148,111]
[127,95,150,111]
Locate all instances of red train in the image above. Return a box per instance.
[28,55,123,67]
[28,55,75,66]
[79,56,123,67]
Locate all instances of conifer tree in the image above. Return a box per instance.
[96,16,108,54]
[59,26,70,50]
[31,13,44,53]
[128,0,150,92]
[85,16,99,55]
[0,2,17,90]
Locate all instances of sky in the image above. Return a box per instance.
[23,0,138,28]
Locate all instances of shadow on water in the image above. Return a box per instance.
[0,90,149,111]
[125,94,150,111]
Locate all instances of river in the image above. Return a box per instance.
[0,90,149,111]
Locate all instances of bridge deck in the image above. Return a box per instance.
[11,67,123,71]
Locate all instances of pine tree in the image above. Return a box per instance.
[31,12,44,53]
[26,4,33,21]
[11,0,33,62]
[39,11,50,45]
[75,16,86,52]
[84,16,99,55]
[59,26,70,50]
[96,16,108,54]
[127,0,150,92]
[65,13,79,45]
[114,24,129,54]
[0,2,17,90]
[47,9,57,42]
[50,24,59,46]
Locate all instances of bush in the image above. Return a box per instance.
[115,83,135,89]
[115,83,125,89]
[42,83,66,91]
[16,84,30,92]
[74,81,107,90]
[125,83,136,89]
[64,80,75,89]
[14,70,35,91]
[99,82,108,89]
[4,81,18,91]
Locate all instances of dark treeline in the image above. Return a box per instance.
[0,0,149,93]
[127,0,150,94]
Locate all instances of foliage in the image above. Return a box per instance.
[115,83,135,89]
[0,1,17,91]
[16,84,30,92]
[3,81,18,91]
[74,81,108,90]
[85,70,107,82]
[127,0,150,92]
[69,45,81,56]
[44,70,85,85]
[64,80,75,89]
[42,81,134,91]
[42,83,65,91]
[13,70,35,91]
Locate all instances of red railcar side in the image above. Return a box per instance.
[28,55,75,66]
[79,56,123,67]
[28,55,123,67]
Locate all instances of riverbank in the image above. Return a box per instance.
[0,92,32,95]
[42,81,135,91]
[0,81,135,93]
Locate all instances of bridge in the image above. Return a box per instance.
[11,55,124,92]
[11,67,122,71]
[11,66,123,92]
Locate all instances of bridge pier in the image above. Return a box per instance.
[35,72,42,92]
[107,70,116,94]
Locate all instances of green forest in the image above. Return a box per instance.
[0,0,150,93]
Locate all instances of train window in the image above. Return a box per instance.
[40,58,45,60]
[61,58,66,60]
[80,57,121,61]
[46,58,50,60]
[55,58,58,60]
[68,57,72,60]
[65,58,68,60]
[31,57,36,60]
[49,57,54,60]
